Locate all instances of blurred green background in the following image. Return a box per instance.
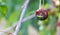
[0,0,60,35]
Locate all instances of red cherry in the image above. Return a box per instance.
[36,9,48,20]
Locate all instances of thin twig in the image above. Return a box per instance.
[22,14,35,22]
[14,0,30,35]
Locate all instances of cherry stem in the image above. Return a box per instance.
[39,0,44,9]
[39,0,41,9]
[43,0,44,7]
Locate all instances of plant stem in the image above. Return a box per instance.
[14,0,30,35]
